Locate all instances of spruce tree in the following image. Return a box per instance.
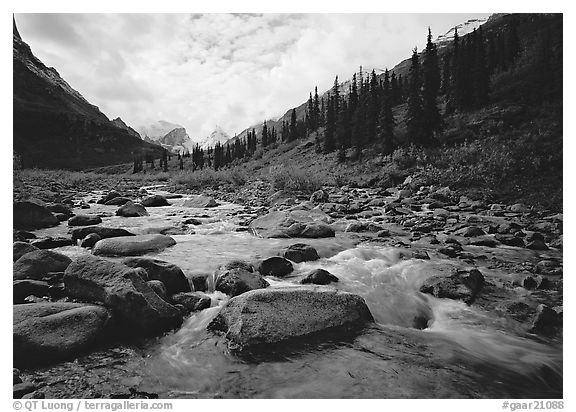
[323,94,335,153]
[262,120,268,148]
[473,26,490,107]
[406,47,425,145]
[378,68,395,155]
[289,108,298,141]
[422,28,443,143]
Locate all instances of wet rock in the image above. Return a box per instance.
[14,200,59,229]
[208,286,373,351]
[13,231,37,241]
[13,241,39,262]
[530,304,560,335]
[122,257,191,295]
[147,280,168,301]
[517,274,549,290]
[141,195,170,207]
[310,189,329,204]
[412,251,430,260]
[54,213,69,221]
[71,226,135,242]
[525,232,545,243]
[468,236,499,247]
[97,191,121,204]
[171,292,211,312]
[249,209,334,238]
[104,197,132,206]
[13,250,72,281]
[116,201,149,217]
[183,217,202,225]
[509,203,530,213]
[420,269,485,304]
[13,382,37,399]
[92,234,176,256]
[438,245,462,258]
[183,195,219,208]
[526,239,549,250]
[191,274,209,292]
[13,368,22,384]
[497,222,523,234]
[30,237,74,249]
[13,279,51,303]
[13,302,111,367]
[63,255,182,335]
[495,234,525,247]
[258,256,293,277]
[456,226,486,237]
[398,189,412,199]
[376,229,391,237]
[301,269,339,285]
[282,243,320,263]
[47,203,73,217]
[68,215,102,226]
[215,262,269,297]
[80,233,101,248]
[535,260,562,276]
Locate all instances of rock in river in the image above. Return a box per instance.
[14,200,59,229]
[301,269,339,285]
[116,201,149,217]
[64,255,182,335]
[13,241,39,262]
[183,195,219,208]
[122,257,191,295]
[249,209,335,238]
[258,256,293,277]
[92,234,176,256]
[13,250,72,281]
[420,269,485,304]
[141,195,170,207]
[13,302,111,367]
[215,261,269,297]
[68,215,102,227]
[71,226,135,242]
[208,286,373,351]
[282,243,320,263]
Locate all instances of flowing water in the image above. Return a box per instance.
[31,188,563,398]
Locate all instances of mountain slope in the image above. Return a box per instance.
[13,19,162,170]
[196,126,231,149]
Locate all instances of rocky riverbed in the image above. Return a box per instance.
[12,177,563,398]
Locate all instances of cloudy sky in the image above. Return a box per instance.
[16,13,490,140]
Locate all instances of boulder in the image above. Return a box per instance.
[141,195,170,207]
[71,226,135,242]
[13,382,37,399]
[80,233,101,248]
[13,250,72,281]
[258,256,293,277]
[208,286,373,351]
[13,241,39,262]
[456,226,486,237]
[420,269,485,304]
[13,280,51,303]
[495,234,525,247]
[92,234,176,256]
[249,209,334,238]
[171,292,211,312]
[13,302,110,367]
[526,239,549,250]
[68,215,102,227]
[47,203,73,217]
[183,196,219,208]
[282,243,320,263]
[122,257,191,295]
[14,200,59,229]
[191,274,209,292]
[116,201,149,217]
[104,197,132,206]
[310,189,329,204]
[97,191,121,204]
[509,203,530,213]
[530,304,561,335]
[30,237,74,249]
[63,255,182,335]
[147,280,168,301]
[301,269,339,285]
[215,261,269,297]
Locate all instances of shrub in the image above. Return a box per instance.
[266,165,325,194]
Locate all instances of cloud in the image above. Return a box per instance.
[15,13,490,140]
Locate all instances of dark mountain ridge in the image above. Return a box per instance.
[13,19,162,170]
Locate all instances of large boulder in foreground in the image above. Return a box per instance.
[249,209,335,238]
[13,241,39,262]
[68,215,102,227]
[215,261,269,297]
[13,302,110,367]
[122,257,191,295]
[64,255,182,335]
[183,195,219,208]
[208,286,373,351]
[92,234,176,256]
[14,200,59,229]
[141,195,170,207]
[282,243,320,263]
[420,269,485,305]
[13,250,72,280]
[71,226,135,242]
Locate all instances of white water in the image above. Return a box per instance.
[32,189,563,398]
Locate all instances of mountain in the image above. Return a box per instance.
[435,17,490,46]
[195,126,231,149]
[137,121,195,153]
[111,117,140,138]
[13,18,162,170]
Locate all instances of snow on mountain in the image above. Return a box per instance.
[137,120,184,141]
[435,18,489,46]
[194,126,231,149]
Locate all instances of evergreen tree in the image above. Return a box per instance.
[289,108,298,141]
[162,149,168,172]
[261,120,268,148]
[179,156,184,170]
[422,28,443,143]
[406,48,425,145]
[323,94,335,153]
[336,100,349,162]
[378,68,395,155]
[473,26,490,107]
[313,87,320,130]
